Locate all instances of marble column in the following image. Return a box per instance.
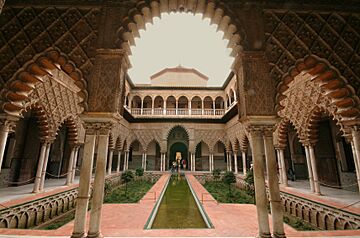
[65,146,76,186]
[116,150,121,173]
[107,149,114,175]
[350,141,360,193]
[226,152,230,171]
[276,150,282,184]
[264,133,285,238]
[32,143,48,193]
[229,152,232,171]
[39,143,51,192]
[125,150,129,170]
[208,154,212,172]
[279,149,288,187]
[71,134,96,238]
[309,145,321,195]
[144,153,147,171]
[88,133,109,238]
[249,130,271,238]
[304,146,315,193]
[0,123,11,173]
[71,146,80,184]
[351,128,360,192]
[123,151,128,171]
[233,151,238,174]
[242,151,247,175]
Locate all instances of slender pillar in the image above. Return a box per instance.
[226,152,230,171]
[276,150,282,184]
[264,133,285,238]
[309,145,321,195]
[39,143,51,192]
[123,151,127,171]
[71,134,96,238]
[242,151,247,175]
[229,152,232,171]
[116,150,121,173]
[65,147,76,186]
[160,154,163,171]
[233,151,238,174]
[32,143,47,193]
[249,130,271,238]
[107,149,114,175]
[71,146,80,184]
[279,149,288,187]
[141,153,145,169]
[350,140,360,192]
[144,153,147,171]
[88,133,109,238]
[125,150,129,170]
[0,125,10,173]
[208,154,212,172]
[211,154,214,171]
[304,146,315,193]
[352,128,360,193]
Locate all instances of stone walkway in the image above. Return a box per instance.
[1,173,360,237]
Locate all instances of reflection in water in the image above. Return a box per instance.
[152,174,207,229]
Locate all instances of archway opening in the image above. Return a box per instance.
[127,12,235,86]
[167,126,189,170]
[169,142,188,171]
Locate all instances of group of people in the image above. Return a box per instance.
[171,152,187,172]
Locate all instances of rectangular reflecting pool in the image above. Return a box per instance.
[146,174,212,229]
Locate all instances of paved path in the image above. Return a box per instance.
[1,173,360,237]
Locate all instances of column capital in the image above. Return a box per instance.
[0,118,17,133]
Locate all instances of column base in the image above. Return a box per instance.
[257,233,272,238]
[87,231,103,238]
[272,232,286,238]
[71,232,86,238]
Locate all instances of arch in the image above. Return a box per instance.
[203,96,213,109]
[215,96,225,109]
[116,0,246,61]
[211,139,227,153]
[191,96,202,109]
[334,218,342,230]
[145,138,162,152]
[166,125,190,141]
[129,139,144,152]
[229,88,235,104]
[195,140,210,152]
[166,96,176,108]
[276,55,360,137]
[178,96,189,108]
[1,48,87,116]
[108,133,115,149]
[115,136,122,150]
[143,95,152,108]
[131,95,142,108]
[154,96,164,108]
[343,222,352,230]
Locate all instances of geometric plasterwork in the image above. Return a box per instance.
[265,10,360,95]
[278,72,323,141]
[276,55,360,144]
[25,72,84,142]
[194,129,227,153]
[0,6,100,87]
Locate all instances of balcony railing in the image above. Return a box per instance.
[127,107,229,118]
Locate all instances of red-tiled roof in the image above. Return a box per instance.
[150,66,209,81]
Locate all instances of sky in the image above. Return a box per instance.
[128,12,234,86]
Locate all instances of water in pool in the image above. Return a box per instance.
[151,174,207,229]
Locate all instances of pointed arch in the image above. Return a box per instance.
[277,55,360,138]
[166,124,190,141]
